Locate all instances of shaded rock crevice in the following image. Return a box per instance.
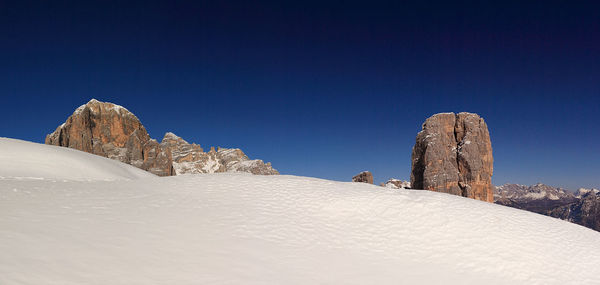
[452,114,467,197]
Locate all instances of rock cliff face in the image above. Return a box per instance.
[45,99,174,176]
[46,99,278,176]
[352,171,373,184]
[411,112,493,202]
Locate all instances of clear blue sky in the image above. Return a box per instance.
[1,1,599,189]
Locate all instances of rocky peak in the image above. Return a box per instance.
[162,132,185,142]
[47,99,146,149]
[218,147,278,175]
[46,99,278,176]
[410,112,494,202]
[575,188,600,198]
[46,99,173,176]
[160,132,204,163]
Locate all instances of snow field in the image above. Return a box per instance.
[1,173,599,284]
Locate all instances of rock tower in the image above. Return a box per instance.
[410,112,493,202]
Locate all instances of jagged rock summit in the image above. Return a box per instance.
[46,99,278,176]
[410,112,494,202]
[352,171,373,184]
[160,132,278,175]
[575,188,600,198]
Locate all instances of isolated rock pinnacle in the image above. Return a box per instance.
[410,112,494,202]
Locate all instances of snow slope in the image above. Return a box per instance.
[1,172,600,284]
[0,138,155,181]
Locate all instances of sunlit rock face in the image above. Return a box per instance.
[411,112,494,202]
[45,99,174,176]
[46,99,278,176]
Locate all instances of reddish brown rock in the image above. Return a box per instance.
[46,99,278,176]
[352,171,374,184]
[410,112,494,202]
[45,99,174,176]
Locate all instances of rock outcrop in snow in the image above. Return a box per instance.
[382,178,411,189]
[352,171,373,184]
[161,132,278,175]
[411,112,494,202]
[46,99,278,176]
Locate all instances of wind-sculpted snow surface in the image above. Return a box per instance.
[1,173,600,284]
[0,138,155,181]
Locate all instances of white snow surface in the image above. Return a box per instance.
[0,138,155,181]
[2,175,600,284]
[1,139,600,284]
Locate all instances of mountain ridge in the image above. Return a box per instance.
[45,99,278,176]
[494,183,600,232]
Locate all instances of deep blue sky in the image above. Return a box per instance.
[1,1,599,189]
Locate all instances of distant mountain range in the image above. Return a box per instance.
[494,183,600,232]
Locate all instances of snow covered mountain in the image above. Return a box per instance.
[495,183,574,201]
[575,188,600,198]
[46,99,278,176]
[548,190,600,232]
[494,183,600,232]
[1,139,600,284]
